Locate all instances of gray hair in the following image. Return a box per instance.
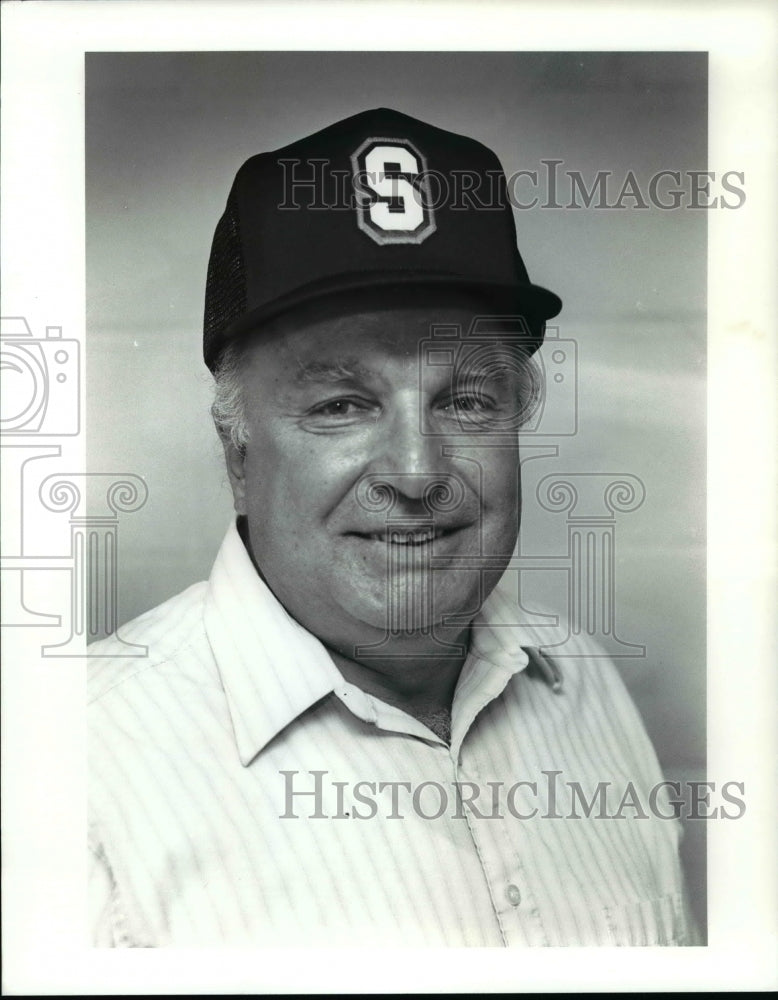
[211,341,251,453]
[211,339,544,453]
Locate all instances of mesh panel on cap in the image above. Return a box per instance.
[203,190,247,370]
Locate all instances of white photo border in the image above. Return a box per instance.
[1,0,776,993]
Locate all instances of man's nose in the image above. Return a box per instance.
[356,395,467,521]
[370,393,446,499]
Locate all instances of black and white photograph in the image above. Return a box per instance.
[85,48,710,949]
[2,1,776,994]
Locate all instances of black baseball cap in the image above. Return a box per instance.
[203,107,562,371]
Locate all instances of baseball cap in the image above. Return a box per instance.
[203,107,562,371]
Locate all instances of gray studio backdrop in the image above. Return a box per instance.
[86,51,706,931]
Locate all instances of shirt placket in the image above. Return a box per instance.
[448,645,550,948]
[452,741,549,947]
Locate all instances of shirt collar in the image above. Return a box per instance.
[203,521,344,765]
[204,521,530,765]
[449,580,531,753]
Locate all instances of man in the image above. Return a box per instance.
[88,108,695,946]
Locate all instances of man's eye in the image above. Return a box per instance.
[310,398,367,417]
[446,393,493,414]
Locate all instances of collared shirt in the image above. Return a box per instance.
[88,521,696,947]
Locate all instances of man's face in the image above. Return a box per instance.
[222,301,525,658]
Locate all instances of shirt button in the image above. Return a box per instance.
[506,884,521,906]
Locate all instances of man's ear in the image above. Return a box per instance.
[216,426,248,515]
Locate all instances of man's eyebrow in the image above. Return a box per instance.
[294,358,376,383]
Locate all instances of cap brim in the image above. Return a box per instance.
[216,269,562,364]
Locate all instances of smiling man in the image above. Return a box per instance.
[215,297,533,743]
[88,108,696,947]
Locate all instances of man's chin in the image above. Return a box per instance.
[332,571,483,641]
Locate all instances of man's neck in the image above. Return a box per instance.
[325,628,470,729]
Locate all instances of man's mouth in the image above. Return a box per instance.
[352,526,464,546]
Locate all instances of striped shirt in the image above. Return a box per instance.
[88,521,695,947]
